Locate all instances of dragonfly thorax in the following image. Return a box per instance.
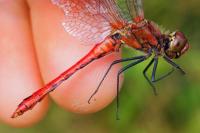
[117,20,160,51]
[111,20,189,60]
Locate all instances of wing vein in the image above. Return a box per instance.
[52,0,127,45]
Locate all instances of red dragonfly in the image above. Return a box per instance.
[11,0,189,118]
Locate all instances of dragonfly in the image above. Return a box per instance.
[11,0,189,118]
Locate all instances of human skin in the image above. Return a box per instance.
[0,0,122,127]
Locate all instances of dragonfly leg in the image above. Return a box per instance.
[151,56,175,82]
[151,56,158,82]
[88,55,145,104]
[163,55,186,75]
[152,67,175,83]
[142,58,158,95]
[116,57,148,120]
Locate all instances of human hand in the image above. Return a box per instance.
[0,0,122,127]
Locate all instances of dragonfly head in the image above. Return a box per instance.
[164,31,189,59]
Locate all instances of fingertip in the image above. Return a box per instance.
[0,39,49,127]
[0,98,48,128]
[0,1,49,127]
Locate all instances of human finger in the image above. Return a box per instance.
[0,0,48,127]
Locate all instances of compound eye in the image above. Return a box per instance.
[165,31,189,59]
[171,32,187,52]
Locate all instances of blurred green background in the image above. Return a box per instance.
[1,0,200,132]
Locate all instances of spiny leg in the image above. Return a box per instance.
[116,57,147,120]
[152,68,175,83]
[148,52,175,83]
[163,55,186,74]
[143,56,176,94]
[88,55,145,104]
[143,58,158,95]
[151,56,158,82]
[150,56,173,83]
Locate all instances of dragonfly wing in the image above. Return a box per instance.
[126,0,144,19]
[51,0,127,45]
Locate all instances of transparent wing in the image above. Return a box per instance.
[126,0,144,19]
[51,0,127,45]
